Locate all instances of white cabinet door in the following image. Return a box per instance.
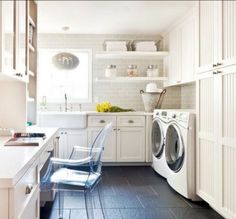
[117,127,145,162]
[19,187,39,219]
[197,71,218,205]
[0,0,16,74]
[65,129,87,159]
[59,129,87,159]
[218,66,236,219]
[87,127,116,162]
[220,0,236,67]
[181,12,197,83]
[198,1,217,73]
[168,28,182,85]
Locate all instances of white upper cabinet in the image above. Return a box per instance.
[198,1,216,73]
[220,0,236,67]
[198,0,236,73]
[0,1,16,74]
[0,0,27,82]
[164,8,197,86]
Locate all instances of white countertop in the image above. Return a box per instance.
[0,127,58,188]
[38,110,153,116]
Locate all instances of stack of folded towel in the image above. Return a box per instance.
[133,41,157,51]
[105,41,128,51]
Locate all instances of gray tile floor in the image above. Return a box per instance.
[40,166,224,219]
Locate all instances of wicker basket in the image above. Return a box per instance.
[140,89,166,112]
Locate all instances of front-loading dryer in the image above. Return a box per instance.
[152,110,169,178]
[165,111,199,201]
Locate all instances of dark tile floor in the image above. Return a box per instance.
[40,166,224,219]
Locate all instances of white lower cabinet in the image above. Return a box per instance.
[88,115,146,162]
[59,129,87,158]
[88,127,116,162]
[117,127,145,162]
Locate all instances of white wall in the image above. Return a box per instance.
[38,34,183,111]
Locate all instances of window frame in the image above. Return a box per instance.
[37,48,93,104]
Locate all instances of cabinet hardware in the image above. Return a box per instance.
[128,120,134,123]
[47,150,53,155]
[61,132,64,134]
[65,132,67,134]
[217,62,222,66]
[25,184,33,195]
[217,70,222,74]
[15,73,23,77]
[113,128,116,131]
[99,120,105,123]
[213,64,217,67]
[117,128,120,131]
[56,136,60,139]
[213,71,217,75]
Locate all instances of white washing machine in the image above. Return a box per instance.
[151,110,170,178]
[164,110,199,201]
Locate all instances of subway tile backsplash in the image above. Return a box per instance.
[38,34,195,111]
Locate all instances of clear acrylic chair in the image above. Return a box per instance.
[40,122,112,219]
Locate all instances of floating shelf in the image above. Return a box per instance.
[28,70,35,77]
[29,44,35,52]
[96,76,168,83]
[29,16,36,28]
[27,97,35,102]
[0,73,27,83]
[95,51,169,60]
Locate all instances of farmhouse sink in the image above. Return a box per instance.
[37,111,87,128]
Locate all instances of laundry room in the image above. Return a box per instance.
[0,1,235,219]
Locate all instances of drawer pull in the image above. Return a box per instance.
[128,120,134,123]
[213,71,217,75]
[25,184,33,195]
[217,62,222,66]
[212,63,217,67]
[113,128,116,131]
[217,70,222,74]
[99,120,106,123]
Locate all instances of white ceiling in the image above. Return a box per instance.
[38,1,195,35]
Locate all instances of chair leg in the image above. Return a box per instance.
[58,190,64,219]
[97,185,105,219]
[84,190,94,219]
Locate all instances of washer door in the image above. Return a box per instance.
[165,124,184,172]
[152,119,164,158]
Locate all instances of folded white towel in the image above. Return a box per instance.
[105,41,127,46]
[106,46,127,52]
[135,41,156,47]
[135,45,157,51]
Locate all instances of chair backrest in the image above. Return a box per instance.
[89,122,112,173]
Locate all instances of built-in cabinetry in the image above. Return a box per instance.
[197,1,236,218]
[0,130,59,219]
[0,0,38,131]
[88,115,146,162]
[164,7,197,87]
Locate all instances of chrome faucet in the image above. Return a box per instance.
[64,93,69,112]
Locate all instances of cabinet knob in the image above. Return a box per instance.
[25,184,33,195]
[217,62,222,66]
[213,64,217,67]
[65,132,67,134]
[213,71,217,75]
[117,128,120,131]
[217,70,222,74]
[128,120,134,123]
[99,120,105,123]
[113,128,116,131]
[56,136,60,140]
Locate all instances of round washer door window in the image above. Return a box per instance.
[151,119,164,158]
[165,124,184,172]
